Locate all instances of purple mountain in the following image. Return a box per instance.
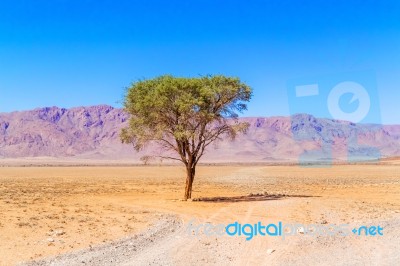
[0,105,399,162]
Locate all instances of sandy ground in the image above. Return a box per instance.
[0,164,399,265]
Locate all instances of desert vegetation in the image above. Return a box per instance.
[121,75,252,200]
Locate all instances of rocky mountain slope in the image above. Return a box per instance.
[0,105,399,163]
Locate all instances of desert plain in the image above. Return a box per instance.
[0,161,399,265]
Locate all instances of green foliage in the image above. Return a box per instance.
[121,75,252,166]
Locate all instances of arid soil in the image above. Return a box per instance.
[0,163,399,265]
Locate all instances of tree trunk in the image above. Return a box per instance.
[184,165,195,200]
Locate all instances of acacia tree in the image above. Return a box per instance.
[121,75,252,200]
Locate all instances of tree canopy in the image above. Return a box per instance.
[121,75,252,199]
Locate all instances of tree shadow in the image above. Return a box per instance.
[193,193,317,203]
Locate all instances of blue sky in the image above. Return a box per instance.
[0,0,399,124]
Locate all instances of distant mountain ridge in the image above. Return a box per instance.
[0,105,399,162]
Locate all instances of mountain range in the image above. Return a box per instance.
[0,105,399,163]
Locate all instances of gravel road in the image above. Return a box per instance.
[20,214,182,266]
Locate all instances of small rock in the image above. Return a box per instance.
[267,249,275,254]
[263,191,268,196]
[297,227,305,234]
[47,238,55,243]
[54,230,65,236]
